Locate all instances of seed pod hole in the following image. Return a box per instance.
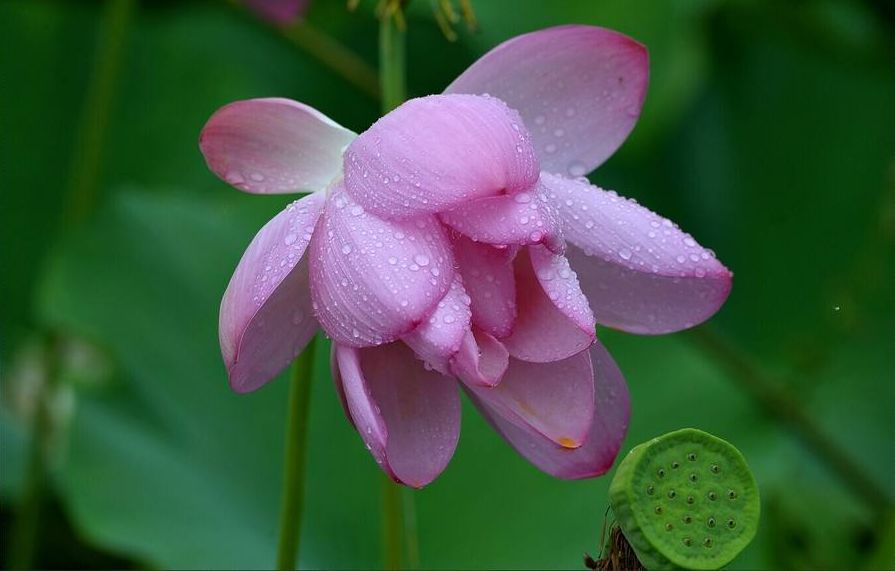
[707,517,716,528]
[686,495,695,504]
[708,491,717,501]
[689,473,698,483]
[671,461,680,469]
[665,523,673,531]
[657,468,666,478]
[711,464,720,474]
[728,490,738,500]
[655,506,663,515]
[683,537,693,547]
[727,519,737,529]
[668,490,677,499]
[704,538,714,548]
[687,452,697,461]
[647,485,655,495]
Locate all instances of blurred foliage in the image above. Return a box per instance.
[1,0,893,569]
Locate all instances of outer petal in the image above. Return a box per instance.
[220,193,324,393]
[463,350,594,448]
[543,172,732,334]
[343,94,539,219]
[449,329,509,388]
[439,180,564,253]
[452,236,516,338]
[468,340,630,479]
[446,25,648,177]
[309,184,455,347]
[401,278,472,375]
[199,98,355,194]
[503,246,596,363]
[334,343,461,488]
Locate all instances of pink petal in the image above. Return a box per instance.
[199,98,355,194]
[334,343,461,488]
[464,350,595,448]
[452,236,516,338]
[544,172,733,334]
[446,25,648,177]
[309,184,455,347]
[245,0,308,23]
[468,340,630,479]
[343,94,539,220]
[449,329,509,388]
[502,247,596,363]
[401,278,472,375]
[220,193,324,393]
[439,179,564,253]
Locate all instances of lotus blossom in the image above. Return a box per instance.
[199,26,732,487]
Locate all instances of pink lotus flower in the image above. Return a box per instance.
[200,26,732,487]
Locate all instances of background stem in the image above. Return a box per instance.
[61,0,135,232]
[276,338,318,571]
[687,327,893,510]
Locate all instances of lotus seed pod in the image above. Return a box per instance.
[609,428,760,570]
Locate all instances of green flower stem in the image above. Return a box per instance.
[687,327,893,511]
[378,9,418,570]
[8,334,61,571]
[277,337,318,571]
[379,9,406,113]
[280,22,380,101]
[10,2,134,568]
[62,0,135,231]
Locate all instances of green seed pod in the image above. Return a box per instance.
[609,428,760,570]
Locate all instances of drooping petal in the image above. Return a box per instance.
[468,340,630,480]
[449,329,509,388]
[343,94,539,220]
[439,180,564,253]
[543,172,732,334]
[199,98,355,194]
[220,193,325,393]
[464,350,594,448]
[309,184,454,347]
[401,278,471,375]
[502,246,595,363]
[452,236,516,338]
[446,25,648,177]
[334,343,461,487]
[245,0,308,23]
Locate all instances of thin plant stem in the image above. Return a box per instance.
[9,2,134,568]
[378,8,417,569]
[379,8,406,113]
[280,22,380,101]
[276,337,318,571]
[381,476,404,570]
[8,335,61,571]
[61,0,136,231]
[686,327,893,510]
[227,0,380,100]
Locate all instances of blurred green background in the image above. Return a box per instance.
[1,0,893,569]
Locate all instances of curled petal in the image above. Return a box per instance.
[452,236,516,338]
[439,180,564,253]
[468,340,630,479]
[464,350,594,448]
[446,25,648,177]
[544,172,732,334]
[309,184,454,347]
[503,246,596,363]
[220,193,324,393]
[200,98,355,194]
[343,94,539,219]
[450,329,509,388]
[401,278,472,375]
[334,343,461,487]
